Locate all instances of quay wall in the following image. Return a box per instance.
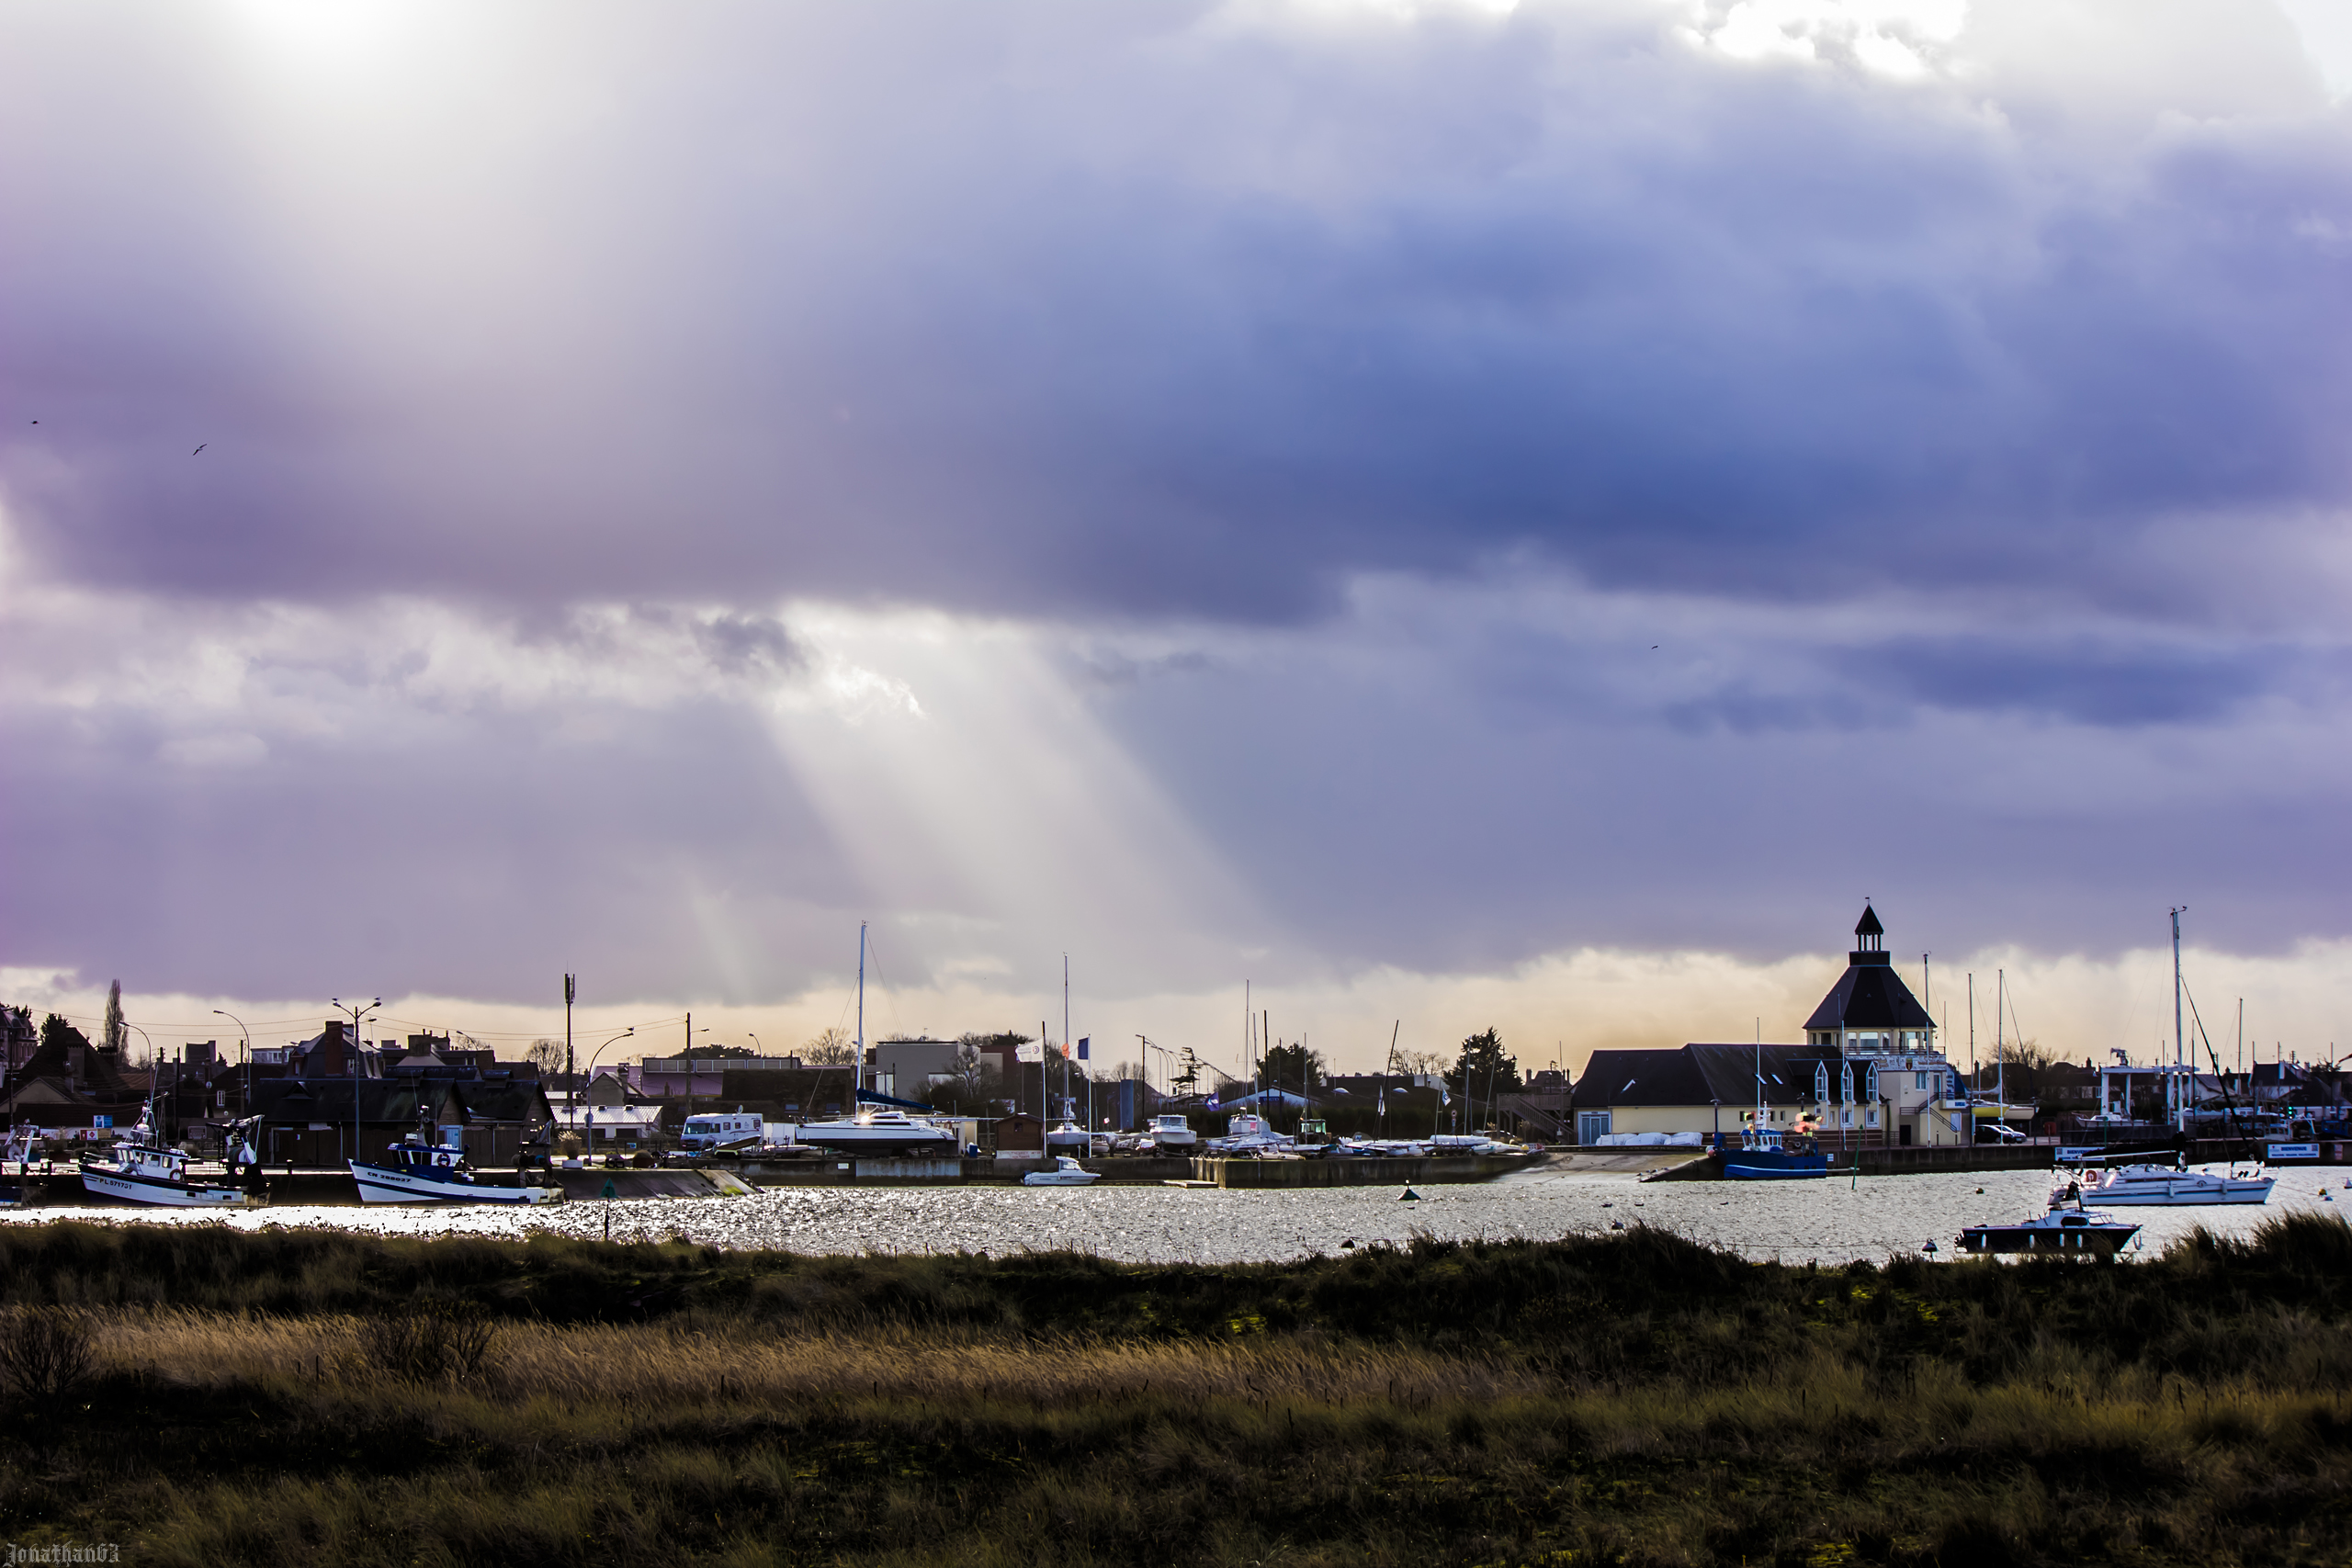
[738,1154,1535,1188]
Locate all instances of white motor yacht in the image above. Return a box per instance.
[1149,1114,1198,1152]
[1022,1155,1101,1187]
[2060,1164,2273,1207]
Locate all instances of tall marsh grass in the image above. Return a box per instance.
[3,1213,2349,1566]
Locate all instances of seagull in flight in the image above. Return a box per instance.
[192,444,206,456]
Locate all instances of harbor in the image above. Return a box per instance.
[10,1157,2346,1267]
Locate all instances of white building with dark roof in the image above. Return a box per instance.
[1568,905,1970,1148]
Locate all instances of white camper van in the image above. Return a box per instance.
[678,1111,766,1153]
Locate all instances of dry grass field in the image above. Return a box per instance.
[0,1215,2346,1566]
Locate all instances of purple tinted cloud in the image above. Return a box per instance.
[4,1,2351,1014]
[2,1,2346,625]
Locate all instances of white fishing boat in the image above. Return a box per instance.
[1022,1155,1101,1187]
[80,1108,260,1208]
[1204,1111,1295,1156]
[350,1132,563,1204]
[2060,1164,2273,1207]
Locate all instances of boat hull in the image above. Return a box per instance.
[791,1129,958,1156]
[349,1162,560,1204]
[80,1167,256,1208]
[1960,1222,2137,1255]
[1722,1150,1830,1180]
[2073,1174,2274,1206]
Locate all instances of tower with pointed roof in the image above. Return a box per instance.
[1803,903,1936,1055]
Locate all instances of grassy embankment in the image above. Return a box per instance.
[0,1216,2348,1566]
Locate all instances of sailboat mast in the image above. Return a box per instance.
[1996,970,2005,1117]
[1753,1020,1762,1139]
[2170,907,2186,1135]
[1062,953,1070,1125]
[856,922,866,1104]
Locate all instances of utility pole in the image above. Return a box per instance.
[684,1011,693,1125]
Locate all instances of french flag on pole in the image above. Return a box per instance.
[1077,1037,1090,1060]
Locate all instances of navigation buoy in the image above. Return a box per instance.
[1921,1240,1939,1255]
[1398,1188,1421,1201]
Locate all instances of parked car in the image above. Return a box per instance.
[1977,1122,2028,1145]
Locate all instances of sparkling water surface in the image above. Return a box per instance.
[8,1162,2347,1265]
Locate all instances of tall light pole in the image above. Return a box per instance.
[331,998,382,1168]
[119,1021,154,1144]
[213,1010,251,1173]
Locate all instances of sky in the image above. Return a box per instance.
[4,0,2351,1080]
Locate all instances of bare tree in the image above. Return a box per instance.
[802,1027,856,1066]
[524,1039,565,1077]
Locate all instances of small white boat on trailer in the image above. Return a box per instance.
[350,1134,562,1205]
[1023,1155,1101,1187]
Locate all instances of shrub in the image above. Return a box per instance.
[0,1305,97,1404]
[356,1302,500,1384]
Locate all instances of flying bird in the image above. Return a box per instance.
[192,444,206,455]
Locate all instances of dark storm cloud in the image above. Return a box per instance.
[2,0,2346,623]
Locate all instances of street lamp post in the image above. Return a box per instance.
[214,1010,252,1177]
[119,1021,154,1144]
[330,998,382,1168]
[576,1027,634,1155]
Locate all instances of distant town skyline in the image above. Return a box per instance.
[5,0,2349,1077]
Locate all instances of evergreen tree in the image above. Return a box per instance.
[103,981,125,1052]
[1259,1041,1325,1092]
[40,1014,92,1055]
[1445,1027,1521,1098]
